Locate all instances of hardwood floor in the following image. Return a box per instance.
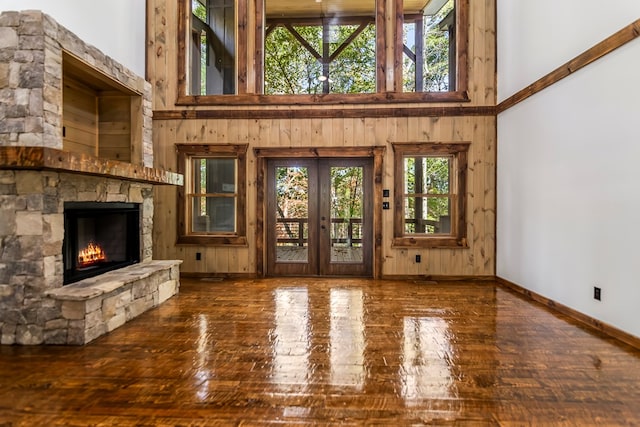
[1,277,640,426]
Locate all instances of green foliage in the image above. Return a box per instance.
[403,0,454,92]
[330,167,363,219]
[192,0,206,20]
[276,167,309,218]
[274,166,364,242]
[328,25,376,94]
[265,27,323,94]
[264,24,376,94]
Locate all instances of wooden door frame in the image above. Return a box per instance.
[254,146,386,279]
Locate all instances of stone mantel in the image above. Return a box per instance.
[0,146,183,186]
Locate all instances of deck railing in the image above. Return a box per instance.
[276,218,363,247]
[275,216,450,246]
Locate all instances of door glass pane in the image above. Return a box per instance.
[330,166,363,263]
[275,166,309,263]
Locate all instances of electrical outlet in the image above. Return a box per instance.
[415,254,421,263]
[594,286,601,301]
[196,252,201,261]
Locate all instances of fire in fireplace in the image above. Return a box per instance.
[63,202,141,285]
[77,242,107,267]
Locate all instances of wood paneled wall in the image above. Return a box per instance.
[147,0,496,277]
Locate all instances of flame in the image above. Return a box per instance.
[77,242,106,267]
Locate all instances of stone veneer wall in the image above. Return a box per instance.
[0,12,182,345]
[0,170,154,344]
[0,10,153,167]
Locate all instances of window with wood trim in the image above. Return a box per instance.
[402,0,457,92]
[189,0,236,95]
[176,144,247,245]
[392,142,469,248]
[177,0,468,103]
[263,0,378,94]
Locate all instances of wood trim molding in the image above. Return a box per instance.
[180,272,257,280]
[498,18,640,114]
[253,146,386,158]
[392,0,403,92]
[175,143,248,246]
[153,105,494,120]
[391,142,470,249]
[0,147,183,186]
[237,0,248,94]
[175,90,470,106]
[376,0,387,91]
[496,276,640,351]
[455,0,469,95]
[254,0,264,93]
[381,275,494,281]
[176,0,188,99]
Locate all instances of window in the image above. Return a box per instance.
[392,142,469,248]
[176,144,248,245]
[263,0,378,94]
[402,0,456,92]
[189,0,236,95]
[177,0,468,103]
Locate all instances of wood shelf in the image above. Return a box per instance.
[0,147,183,186]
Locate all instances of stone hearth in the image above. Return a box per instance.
[45,260,181,345]
[0,11,183,344]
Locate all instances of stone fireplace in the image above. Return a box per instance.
[0,11,183,345]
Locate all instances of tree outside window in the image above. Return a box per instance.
[403,0,455,92]
[264,21,377,95]
[403,155,452,234]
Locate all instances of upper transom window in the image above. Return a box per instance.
[189,0,236,95]
[178,0,468,102]
[264,0,377,94]
[403,0,456,92]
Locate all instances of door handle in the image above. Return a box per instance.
[321,225,326,230]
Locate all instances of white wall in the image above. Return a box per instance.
[0,0,146,77]
[497,1,640,338]
[498,1,640,102]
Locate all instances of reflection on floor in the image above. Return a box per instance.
[1,277,640,425]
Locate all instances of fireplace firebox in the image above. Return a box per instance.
[63,202,141,285]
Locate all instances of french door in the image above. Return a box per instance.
[266,158,373,276]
